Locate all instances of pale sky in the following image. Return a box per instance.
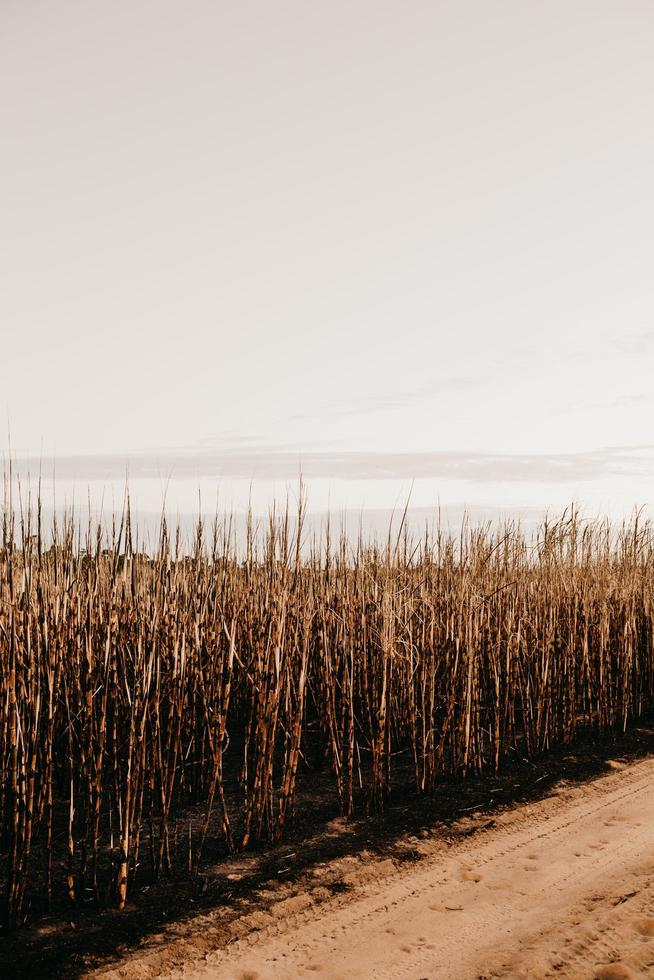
[2,1,654,518]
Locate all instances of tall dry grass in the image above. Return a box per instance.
[1,492,653,930]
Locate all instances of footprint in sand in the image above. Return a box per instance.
[635,918,654,937]
[239,973,260,980]
[487,879,512,891]
[461,869,483,883]
[594,965,634,979]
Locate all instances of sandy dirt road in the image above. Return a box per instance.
[165,757,654,980]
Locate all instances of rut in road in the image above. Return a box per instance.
[178,757,654,980]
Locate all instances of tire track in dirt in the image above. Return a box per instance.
[93,757,654,980]
[199,759,654,980]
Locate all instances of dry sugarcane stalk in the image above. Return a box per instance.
[2,492,654,930]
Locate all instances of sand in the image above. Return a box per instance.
[94,755,654,980]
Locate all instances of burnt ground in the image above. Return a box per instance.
[2,718,654,979]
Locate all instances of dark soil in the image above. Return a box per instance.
[2,718,654,979]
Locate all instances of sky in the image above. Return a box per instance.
[2,1,654,521]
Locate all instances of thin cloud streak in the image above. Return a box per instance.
[285,377,478,423]
[5,445,654,484]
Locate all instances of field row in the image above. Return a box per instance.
[1,506,653,930]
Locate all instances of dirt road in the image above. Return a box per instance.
[171,757,654,980]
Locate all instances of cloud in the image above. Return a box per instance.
[4,444,654,484]
[608,331,654,357]
[611,393,654,408]
[285,376,478,422]
[287,393,413,421]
